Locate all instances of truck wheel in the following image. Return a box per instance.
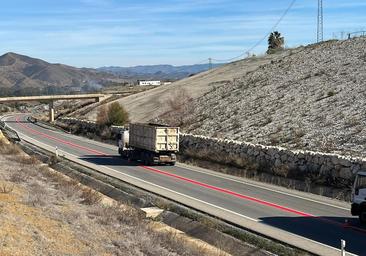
[360,211,366,224]
[169,162,176,166]
[142,153,149,165]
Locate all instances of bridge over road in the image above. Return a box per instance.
[0,94,104,122]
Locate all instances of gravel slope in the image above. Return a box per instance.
[87,50,293,122]
[162,38,366,157]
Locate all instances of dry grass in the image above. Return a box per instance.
[0,140,22,155]
[161,88,195,127]
[24,181,49,207]
[0,181,14,194]
[81,188,103,205]
[18,155,40,165]
[0,142,236,256]
[8,168,31,183]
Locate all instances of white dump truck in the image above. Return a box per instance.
[351,171,366,224]
[118,123,179,165]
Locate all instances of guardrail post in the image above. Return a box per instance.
[341,239,346,256]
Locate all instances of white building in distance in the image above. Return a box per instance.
[138,80,161,86]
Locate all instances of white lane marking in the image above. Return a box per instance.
[5,114,350,211]
[286,235,358,256]
[177,163,350,211]
[102,165,259,222]
[26,115,118,151]
[17,130,258,222]
[16,129,358,256]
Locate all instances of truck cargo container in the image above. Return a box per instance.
[118,123,179,165]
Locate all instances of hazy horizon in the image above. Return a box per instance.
[0,0,365,68]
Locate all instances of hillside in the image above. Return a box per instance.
[87,50,293,122]
[160,37,366,157]
[87,37,366,158]
[98,63,223,81]
[0,52,116,95]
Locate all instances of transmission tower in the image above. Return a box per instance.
[208,58,212,70]
[317,0,324,42]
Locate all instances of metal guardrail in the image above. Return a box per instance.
[0,120,5,130]
[0,119,21,142]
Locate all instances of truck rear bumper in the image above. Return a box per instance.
[151,154,176,165]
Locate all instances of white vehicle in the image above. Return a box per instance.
[351,172,366,224]
[118,123,179,165]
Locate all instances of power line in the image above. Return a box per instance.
[317,0,324,42]
[194,58,211,65]
[210,0,297,63]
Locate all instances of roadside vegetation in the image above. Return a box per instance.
[267,31,285,54]
[97,102,129,126]
[155,88,195,127]
[0,138,227,256]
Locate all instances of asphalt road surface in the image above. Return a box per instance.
[2,114,365,256]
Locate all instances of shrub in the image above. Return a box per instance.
[81,188,102,205]
[25,182,49,207]
[164,89,194,127]
[19,155,39,165]
[272,164,290,178]
[0,181,14,193]
[0,141,21,155]
[327,90,336,97]
[107,102,129,126]
[345,117,361,127]
[96,104,109,126]
[9,170,30,183]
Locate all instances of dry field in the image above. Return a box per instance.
[0,138,228,256]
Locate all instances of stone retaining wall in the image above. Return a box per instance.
[180,134,366,190]
[57,117,123,134]
[57,118,364,198]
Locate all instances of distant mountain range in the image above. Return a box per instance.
[0,52,117,96]
[98,63,223,81]
[0,52,222,96]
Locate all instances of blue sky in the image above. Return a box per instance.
[0,0,365,67]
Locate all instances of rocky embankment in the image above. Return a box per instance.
[162,37,366,158]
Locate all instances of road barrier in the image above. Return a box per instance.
[0,119,21,142]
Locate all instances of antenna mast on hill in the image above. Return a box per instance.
[208,58,212,70]
[317,0,324,42]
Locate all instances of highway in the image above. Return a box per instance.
[2,114,365,256]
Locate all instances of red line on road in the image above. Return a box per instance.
[138,167,366,234]
[140,165,314,217]
[15,115,107,156]
[13,114,366,233]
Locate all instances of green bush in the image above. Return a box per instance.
[107,102,129,126]
[96,102,129,127]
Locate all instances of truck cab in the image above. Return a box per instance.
[351,171,366,224]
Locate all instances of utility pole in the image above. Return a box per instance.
[317,0,324,42]
[208,58,212,70]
